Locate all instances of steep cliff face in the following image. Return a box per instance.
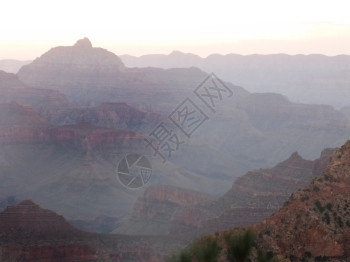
[218,151,318,210]
[250,140,350,261]
[182,141,350,262]
[201,149,334,234]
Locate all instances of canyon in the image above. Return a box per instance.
[116,148,334,236]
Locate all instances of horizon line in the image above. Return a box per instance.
[2,51,350,61]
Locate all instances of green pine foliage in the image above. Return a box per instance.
[168,229,280,262]
[225,229,256,262]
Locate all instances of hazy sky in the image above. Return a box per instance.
[1,0,350,59]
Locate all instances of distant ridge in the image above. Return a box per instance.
[120,52,350,107]
[0,59,31,73]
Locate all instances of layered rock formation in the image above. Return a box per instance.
[0,102,147,220]
[250,140,350,260]
[116,185,215,235]
[200,149,334,234]
[14,38,350,172]
[5,38,350,234]
[0,102,143,146]
[0,70,161,132]
[216,150,332,212]
[51,122,143,148]
[116,149,334,236]
[196,140,350,261]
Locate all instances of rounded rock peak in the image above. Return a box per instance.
[74,37,92,48]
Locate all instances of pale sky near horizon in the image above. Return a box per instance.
[1,0,350,60]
